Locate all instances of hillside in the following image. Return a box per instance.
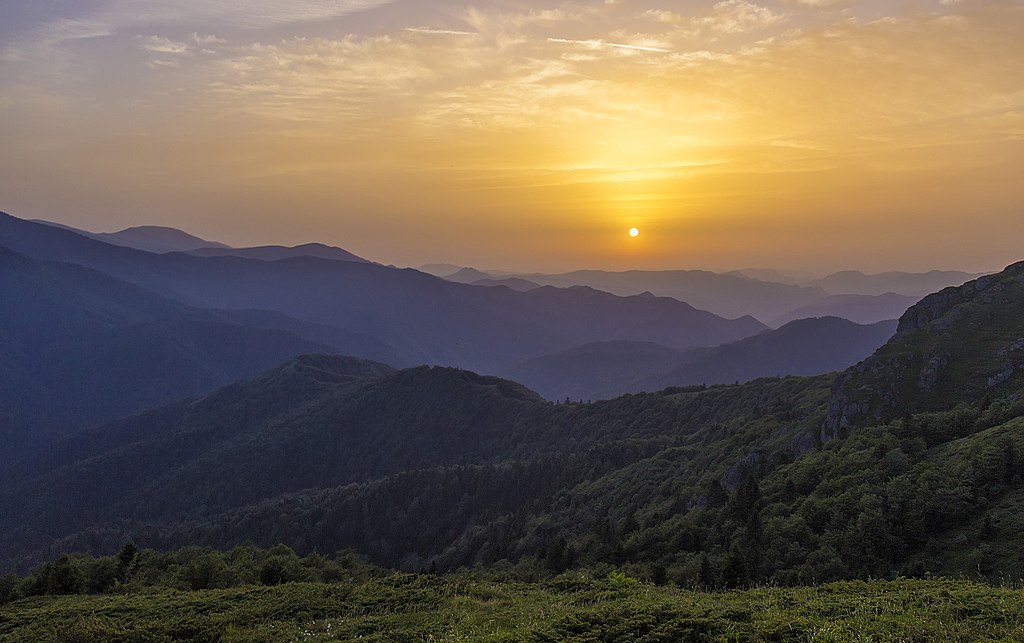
[824,262,1024,438]
[508,317,896,401]
[0,356,832,571]
[0,246,376,463]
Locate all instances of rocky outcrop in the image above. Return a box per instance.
[822,262,1024,442]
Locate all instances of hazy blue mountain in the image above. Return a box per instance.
[499,269,827,322]
[416,263,467,277]
[34,220,231,254]
[471,277,541,291]
[187,242,367,263]
[728,268,821,285]
[505,341,686,401]
[445,267,495,283]
[507,317,897,401]
[770,292,919,327]
[0,212,766,374]
[635,317,897,393]
[0,245,363,463]
[812,269,985,297]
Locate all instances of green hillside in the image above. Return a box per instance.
[824,261,1024,438]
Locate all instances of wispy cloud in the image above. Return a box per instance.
[404,27,477,36]
[547,38,673,53]
[138,35,190,54]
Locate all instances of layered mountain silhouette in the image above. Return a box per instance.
[0,212,765,379]
[811,269,984,297]
[187,243,367,263]
[0,245,405,464]
[769,293,918,327]
[469,268,827,322]
[4,261,1024,581]
[34,220,230,254]
[506,317,897,401]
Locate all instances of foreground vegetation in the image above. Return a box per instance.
[6,546,1023,641]
[3,571,1023,642]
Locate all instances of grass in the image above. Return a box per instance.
[3,575,1024,642]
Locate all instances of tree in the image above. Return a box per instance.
[117,542,140,584]
[0,573,20,605]
[48,556,86,595]
[697,554,716,591]
[721,542,750,589]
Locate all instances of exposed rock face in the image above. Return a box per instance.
[894,273,999,336]
[821,262,1024,442]
[719,451,763,491]
[917,355,948,393]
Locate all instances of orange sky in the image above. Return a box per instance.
[1,0,1022,273]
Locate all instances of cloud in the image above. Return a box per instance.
[404,27,477,36]
[91,0,397,31]
[138,35,190,54]
[698,1,786,34]
[547,38,673,53]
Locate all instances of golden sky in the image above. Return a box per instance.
[1,0,1022,272]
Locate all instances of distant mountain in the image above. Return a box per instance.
[471,277,541,292]
[187,243,367,263]
[505,341,686,401]
[728,268,821,285]
[508,317,897,401]
[636,317,897,393]
[34,220,232,254]
[824,262,1024,438]
[417,263,467,277]
[445,267,495,283]
[812,270,985,297]
[0,212,765,376]
[501,269,827,322]
[0,245,366,463]
[770,292,918,327]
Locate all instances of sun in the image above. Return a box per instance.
[628,227,640,238]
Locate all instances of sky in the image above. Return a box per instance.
[1,0,1022,273]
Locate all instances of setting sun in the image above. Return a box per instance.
[629,228,640,238]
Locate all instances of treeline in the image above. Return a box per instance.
[0,544,380,605]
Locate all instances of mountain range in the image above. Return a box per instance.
[507,317,897,401]
[4,262,1024,586]
[437,265,980,325]
[0,212,765,381]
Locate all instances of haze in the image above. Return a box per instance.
[1,0,1021,273]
